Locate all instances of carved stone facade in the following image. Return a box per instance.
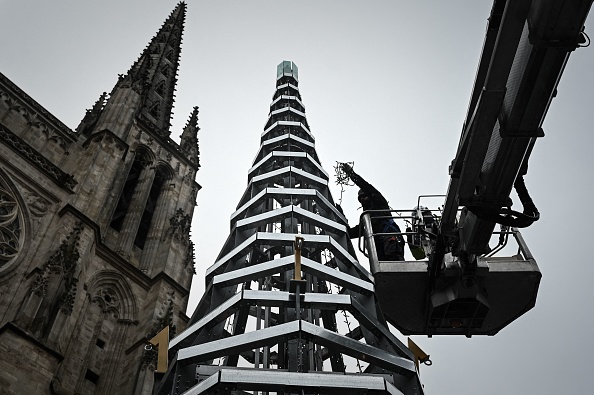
[0,3,199,395]
[0,174,22,268]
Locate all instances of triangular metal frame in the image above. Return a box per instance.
[157,61,424,395]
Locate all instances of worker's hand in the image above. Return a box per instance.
[340,162,353,175]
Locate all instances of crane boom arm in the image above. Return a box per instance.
[441,0,592,254]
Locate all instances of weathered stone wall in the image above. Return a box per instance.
[0,55,197,395]
[0,324,61,395]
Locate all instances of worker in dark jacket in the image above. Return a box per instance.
[340,163,405,261]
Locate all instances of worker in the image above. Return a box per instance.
[340,163,405,261]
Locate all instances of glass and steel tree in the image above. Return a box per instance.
[157,61,423,395]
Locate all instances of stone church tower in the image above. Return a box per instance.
[0,3,198,394]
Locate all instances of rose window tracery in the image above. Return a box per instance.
[0,181,21,268]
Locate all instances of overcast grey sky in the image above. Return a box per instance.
[2,1,594,393]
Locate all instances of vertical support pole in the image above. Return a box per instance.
[294,236,303,280]
[289,236,307,374]
[254,278,263,395]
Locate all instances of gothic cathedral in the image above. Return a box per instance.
[0,3,198,394]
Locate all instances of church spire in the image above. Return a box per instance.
[121,2,186,137]
[180,106,200,168]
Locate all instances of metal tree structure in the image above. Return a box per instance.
[157,61,423,395]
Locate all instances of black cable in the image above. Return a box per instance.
[578,31,591,48]
[467,175,539,228]
[514,175,540,221]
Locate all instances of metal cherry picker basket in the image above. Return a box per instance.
[356,197,541,337]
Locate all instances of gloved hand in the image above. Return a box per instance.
[340,162,353,175]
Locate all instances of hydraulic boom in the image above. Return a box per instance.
[365,0,592,336]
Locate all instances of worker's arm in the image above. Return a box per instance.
[348,224,360,239]
[340,163,371,190]
[340,163,388,206]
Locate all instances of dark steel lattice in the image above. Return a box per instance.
[157,61,423,395]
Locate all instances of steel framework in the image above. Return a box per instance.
[155,61,423,394]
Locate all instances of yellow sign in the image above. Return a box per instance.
[149,326,170,373]
[408,338,432,372]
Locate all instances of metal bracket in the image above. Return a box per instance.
[528,33,584,51]
[499,125,545,138]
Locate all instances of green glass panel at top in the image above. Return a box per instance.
[277,61,298,79]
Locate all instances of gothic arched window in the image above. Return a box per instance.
[55,271,137,394]
[110,150,151,231]
[134,164,171,249]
